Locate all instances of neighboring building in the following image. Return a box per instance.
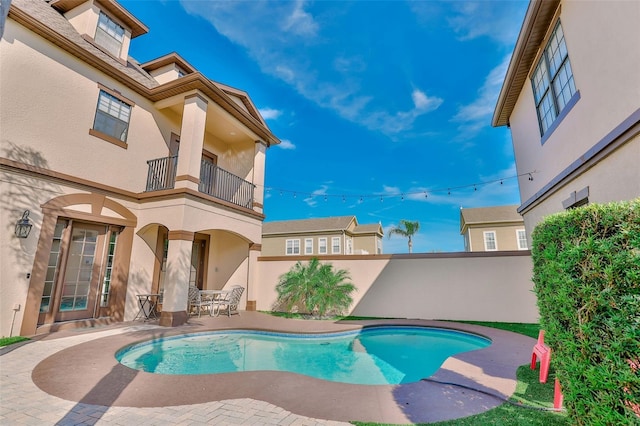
[460,206,527,252]
[1,0,280,336]
[262,216,384,256]
[493,0,640,243]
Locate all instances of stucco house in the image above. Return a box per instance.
[262,216,384,256]
[460,206,527,252]
[493,0,640,242]
[0,0,280,336]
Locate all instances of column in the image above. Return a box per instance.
[245,243,261,311]
[159,231,194,327]
[252,140,268,214]
[174,93,208,192]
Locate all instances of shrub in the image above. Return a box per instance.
[531,199,640,425]
[272,257,355,318]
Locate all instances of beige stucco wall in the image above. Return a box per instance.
[467,224,526,252]
[509,1,640,209]
[256,253,538,323]
[1,21,169,193]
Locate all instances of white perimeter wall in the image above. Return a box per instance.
[256,252,538,323]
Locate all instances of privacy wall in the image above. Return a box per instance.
[257,251,538,323]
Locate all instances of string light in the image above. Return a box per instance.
[261,171,537,203]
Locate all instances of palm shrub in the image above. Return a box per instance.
[531,199,639,425]
[273,257,356,318]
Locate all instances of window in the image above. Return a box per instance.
[517,230,528,250]
[332,237,341,254]
[285,239,300,255]
[95,12,125,57]
[304,238,313,255]
[93,90,131,142]
[345,238,353,255]
[100,230,119,307]
[318,238,327,254]
[531,21,577,136]
[484,231,497,251]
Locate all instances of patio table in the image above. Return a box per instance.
[200,290,232,316]
[135,293,161,321]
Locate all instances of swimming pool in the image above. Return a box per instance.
[116,326,491,385]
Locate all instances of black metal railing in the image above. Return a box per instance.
[199,160,254,209]
[146,155,177,191]
[145,156,254,209]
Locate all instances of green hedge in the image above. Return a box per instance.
[531,199,640,425]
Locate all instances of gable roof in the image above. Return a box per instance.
[460,205,523,233]
[492,0,561,127]
[353,224,383,235]
[50,0,149,38]
[263,216,357,235]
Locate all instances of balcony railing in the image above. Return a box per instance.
[146,156,254,209]
[146,155,177,192]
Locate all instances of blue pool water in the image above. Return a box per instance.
[116,326,490,385]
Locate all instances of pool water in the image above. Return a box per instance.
[116,326,490,385]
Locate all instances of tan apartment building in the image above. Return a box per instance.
[262,216,384,256]
[493,0,640,243]
[0,0,280,336]
[460,206,527,252]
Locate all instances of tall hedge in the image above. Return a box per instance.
[531,199,640,425]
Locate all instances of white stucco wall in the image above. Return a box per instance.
[257,253,538,323]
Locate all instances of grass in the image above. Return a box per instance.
[0,336,29,347]
[452,321,541,339]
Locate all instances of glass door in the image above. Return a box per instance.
[54,223,107,322]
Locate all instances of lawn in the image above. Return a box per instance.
[0,336,29,347]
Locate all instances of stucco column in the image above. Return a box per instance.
[252,140,268,214]
[245,243,261,311]
[174,93,208,192]
[159,231,194,327]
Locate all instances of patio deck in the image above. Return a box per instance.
[1,312,535,425]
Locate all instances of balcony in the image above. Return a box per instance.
[146,156,254,209]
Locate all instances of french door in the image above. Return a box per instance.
[38,220,119,324]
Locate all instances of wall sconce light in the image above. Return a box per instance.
[15,210,33,239]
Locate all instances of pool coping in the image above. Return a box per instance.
[31,312,536,424]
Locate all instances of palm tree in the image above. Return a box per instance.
[388,219,420,253]
[273,257,355,318]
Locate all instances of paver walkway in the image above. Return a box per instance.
[0,324,349,425]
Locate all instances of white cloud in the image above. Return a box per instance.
[446,1,526,44]
[412,89,443,111]
[452,55,510,136]
[178,1,442,137]
[259,108,282,120]
[304,184,329,207]
[282,0,319,36]
[277,139,296,150]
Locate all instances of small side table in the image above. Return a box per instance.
[135,293,160,321]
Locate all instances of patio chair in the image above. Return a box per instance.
[212,285,244,317]
[188,285,207,317]
[530,330,551,383]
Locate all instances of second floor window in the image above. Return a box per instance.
[517,230,528,250]
[332,237,341,254]
[95,12,125,57]
[318,238,327,254]
[304,238,313,255]
[286,239,300,255]
[93,90,131,142]
[531,21,576,136]
[484,231,497,251]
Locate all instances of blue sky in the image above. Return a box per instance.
[121,0,530,253]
